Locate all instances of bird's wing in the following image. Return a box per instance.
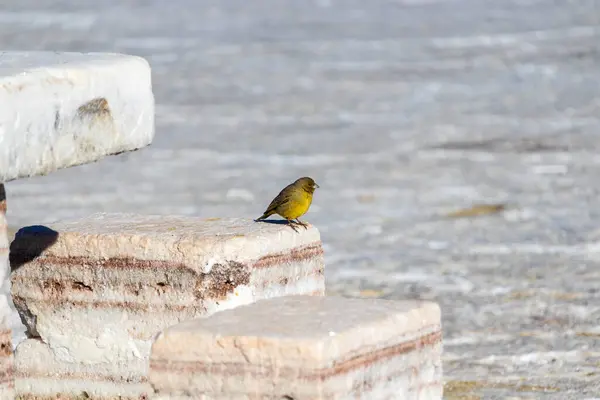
[263,183,295,215]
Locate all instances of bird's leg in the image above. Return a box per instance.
[286,219,300,232]
[294,218,309,230]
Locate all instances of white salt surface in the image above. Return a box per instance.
[0,52,154,182]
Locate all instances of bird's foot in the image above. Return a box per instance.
[295,219,309,230]
[287,220,300,232]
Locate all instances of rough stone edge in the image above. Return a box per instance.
[9,214,321,272]
[10,241,324,306]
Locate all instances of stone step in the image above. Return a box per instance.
[11,213,325,399]
[149,295,443,400]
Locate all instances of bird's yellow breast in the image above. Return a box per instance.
[278,190,313,219]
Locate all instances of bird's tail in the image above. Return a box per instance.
[255,211,272,221]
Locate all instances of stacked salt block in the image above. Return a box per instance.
[11,213,325,399]
[150,296,443,400]
[0,185,14,397]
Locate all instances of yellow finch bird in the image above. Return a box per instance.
[256,177,319,232]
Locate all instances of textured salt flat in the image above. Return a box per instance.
[0,51,154,182]
[11,213,324,399]
[3,0,600,398]
[150,296,442,399]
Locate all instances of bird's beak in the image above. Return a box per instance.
[315,183,320,188]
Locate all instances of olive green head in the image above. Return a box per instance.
[294,177,319,194]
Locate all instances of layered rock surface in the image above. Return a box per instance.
[150,296,442,400]
[11,213,325,398]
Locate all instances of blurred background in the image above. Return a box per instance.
[3,0,600,396]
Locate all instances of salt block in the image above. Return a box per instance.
[15,339,148,399]
[0,52,154,182]
[0,186,14,397]
[11,213,324,399]
[149,296,443,400]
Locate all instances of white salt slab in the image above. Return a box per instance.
[0,52,154,182]
[150,296,443,399]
